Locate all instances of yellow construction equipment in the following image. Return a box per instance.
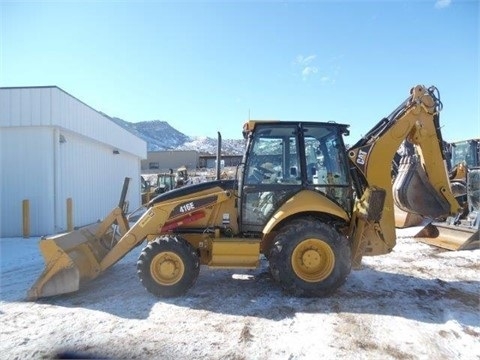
[141,175,154,204]
[413,165,479,250]
[448,139,479,178]
[28,85,463,300]
[141,167,189,205]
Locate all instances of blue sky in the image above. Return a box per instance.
[1,0,478,142]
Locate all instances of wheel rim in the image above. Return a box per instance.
[150,251,185,285]
[291,238,335,282]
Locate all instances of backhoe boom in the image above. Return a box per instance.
[348,85,460,266]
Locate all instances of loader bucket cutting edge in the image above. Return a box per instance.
[27,238,80,300]
[414,223,480,251]
[27,223,114,300]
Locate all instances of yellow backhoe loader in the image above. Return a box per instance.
[28,85,463,300]
[155,171,176,194]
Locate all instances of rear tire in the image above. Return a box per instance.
[137,236,199,297]
[269,218,351,297]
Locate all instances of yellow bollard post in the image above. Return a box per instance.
[67,197,73,231]
[23,199,30,238]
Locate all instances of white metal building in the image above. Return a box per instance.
[0,86,147,237]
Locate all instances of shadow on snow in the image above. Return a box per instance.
[19,258,479,327]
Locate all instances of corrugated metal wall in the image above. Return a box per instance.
[55,129,141,232]
[1,127,56,236]
[0,87,146,237]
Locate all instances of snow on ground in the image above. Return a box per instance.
[0,231,479,360]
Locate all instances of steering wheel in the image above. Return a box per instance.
[248,163,277,183]
[250,167,266,182]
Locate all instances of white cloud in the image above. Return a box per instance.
[434,0,451,9]
[295,54,317,66]
[294,54,340,83]
[302,55,316,65]
[302,66,318,77]
[295,54,319,80]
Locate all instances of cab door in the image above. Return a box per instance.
[240,124,302,232]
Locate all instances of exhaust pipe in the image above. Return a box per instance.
[216,131,222,180]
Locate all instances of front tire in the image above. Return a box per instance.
[137,236,200,297]
[269,218,351,297]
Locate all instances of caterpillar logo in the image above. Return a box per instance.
[352,144,372,175]
[357,150,367,165]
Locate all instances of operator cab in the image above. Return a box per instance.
[240,121,352,233]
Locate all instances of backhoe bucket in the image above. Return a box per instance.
[393,156,451,218]
[27,220,124,300]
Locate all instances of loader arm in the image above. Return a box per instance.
[348,85,460,266]
[98,189,232,270]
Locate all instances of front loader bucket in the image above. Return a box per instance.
[27,221,123,300]
[414,221,479,251]
[28,178,132,300]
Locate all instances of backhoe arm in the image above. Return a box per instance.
[347,85,460,266]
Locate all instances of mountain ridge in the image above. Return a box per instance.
[106,116,245,155]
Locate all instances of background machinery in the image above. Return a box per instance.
[393,138,479,250]
[141,175,154,205]
[155,171,176,194]
[413,138,479,250]
[446,139,479,195]
[141,167,189,205]
[28,85,462,300]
